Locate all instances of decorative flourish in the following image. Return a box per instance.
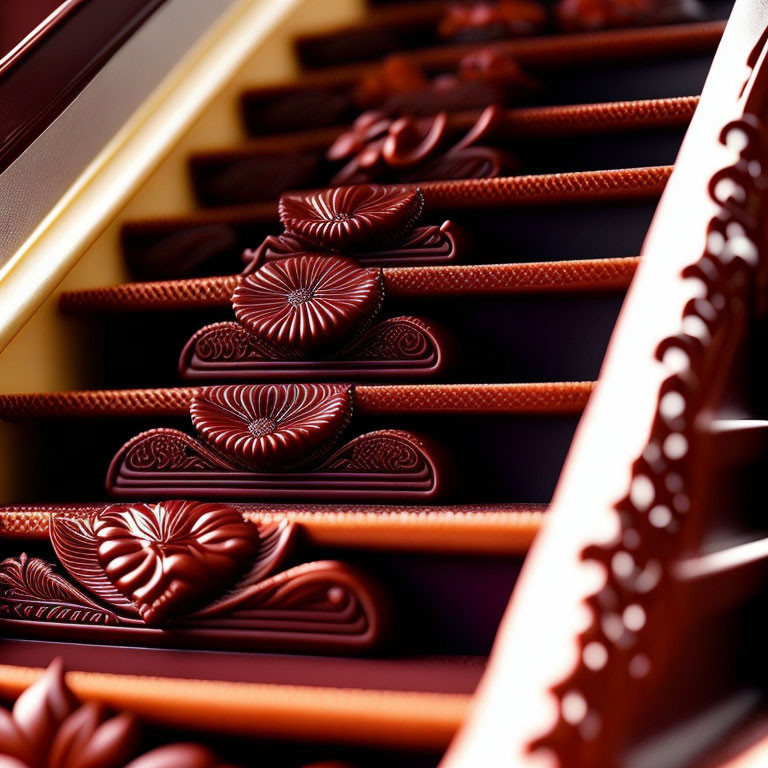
[438,0,547,42]
[117,429,234,476]
[232,255,384,352]
[324,429,426,473]
[531,114,767,764]
[178,316,446,381]
[328,105,511,186]
[122,429,226,472]
[278,185,425,250]
[0,554,118,625]
[0,658,230,768]
[107,428,441,501]
[0,505,384,652]
[190,384,354,468]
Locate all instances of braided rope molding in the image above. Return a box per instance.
[0,382,594,420]
[416,166,671,208]
[0,503,546,554]
[59,257,638,312]
[195,96,699,161]
[241,20,724,92]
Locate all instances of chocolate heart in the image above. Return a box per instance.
[93,501,258,625]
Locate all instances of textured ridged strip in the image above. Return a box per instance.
[0,388,198,418]
[0,665,469,749]
[195,97,699,160]
[416,167,671,209]
[354,382,594,414]
[117,166,670,243]
[59,275,240,313]
[0,503,545,553]
[243,20,725,90]
[0,382,593,419]
[498,96,698,136]
[59,256,638,312]
[385,257,638,295]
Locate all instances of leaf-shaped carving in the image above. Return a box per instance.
[231,255,384,351]
[0,555,118,625]
[278,185,424,250]
[189,520,297,618]
[321,429,426,472]
[184,560,384,651]
[91,501,259,625]
[51,514,140,615]
[190,384,353,468]
[339,317,436,363]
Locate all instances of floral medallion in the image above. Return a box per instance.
[190,383,353,468]
[231,254,384,351]
[278,185,424,250]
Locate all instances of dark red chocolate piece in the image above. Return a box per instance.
[92,501,257,625]
[189,383,354,468]
[278,184,425,250]
[438,0,548,41]
[0,658,227,768]
[329,106,513,185]
[231,255,384,351]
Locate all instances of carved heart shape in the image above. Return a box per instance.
[278,185,424,250]
[93,501,258,625]
[190,383,353,469]
[232,254,384,351]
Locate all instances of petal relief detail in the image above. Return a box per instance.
[190,384,353,469]
[278,185,424,250]
[232,255,384,351]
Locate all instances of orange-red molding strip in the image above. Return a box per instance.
[244,21,726,92]
[0,503,545,553]
[59,257,639,312]
[119,166,671,237]
[196,96,700,159]
[0,381,594,420]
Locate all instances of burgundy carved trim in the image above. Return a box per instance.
[232,255,385,352]
[106,428,441,500]
[556,0,702,32]
[530,71,768,767]
[0,659,229,768]
[178,316,448,381]
[352,49,535,115]
[437,0,548,42]
[0,504,384,652]
[278,185,425,251]
[0,553,118,626]
[328,105,513,186]
[189,383,354,469]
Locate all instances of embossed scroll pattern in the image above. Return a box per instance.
[0,502,384,651]
[530,106,768,765]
